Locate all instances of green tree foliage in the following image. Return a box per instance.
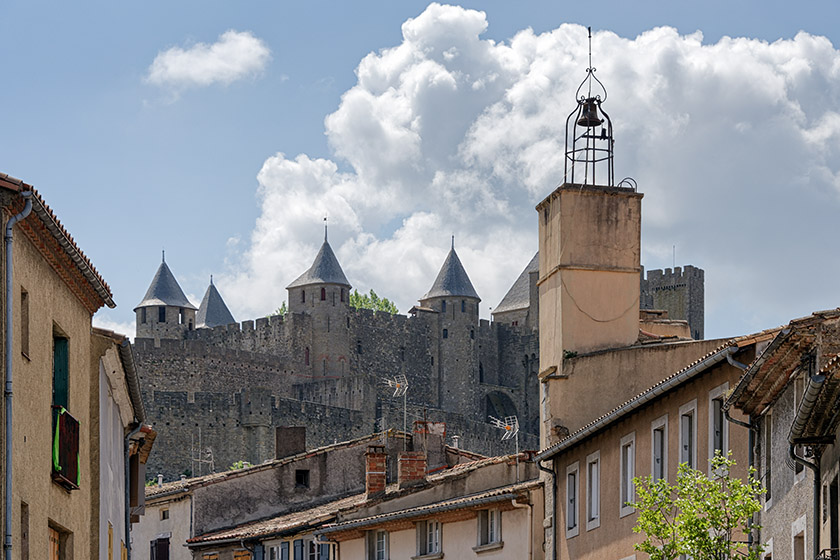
[349,289,399,314]
[228,460,252,471]
[631,452,764,560]
[273,301,288,316]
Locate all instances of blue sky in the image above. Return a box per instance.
[3,1,840,340]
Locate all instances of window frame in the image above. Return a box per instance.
[416,519,442,557]
[708,383,729,470]
[585,450,600,531]
[565,461,579,537]
[678,399,698,469]
[476,508,501,548]
[620,432,636,518]
[651,414,668,482]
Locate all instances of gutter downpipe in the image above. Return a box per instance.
[723,349,757,548]
[125,423,143,560]
[4,191,32,560]
[537,460,557,560]
[789,372,826,558]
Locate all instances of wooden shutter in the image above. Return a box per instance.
[52,337,69,408]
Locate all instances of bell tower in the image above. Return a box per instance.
[537,27,643,368]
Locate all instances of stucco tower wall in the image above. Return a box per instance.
[538,184,643,359]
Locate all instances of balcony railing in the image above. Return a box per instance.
[51,406,79,491]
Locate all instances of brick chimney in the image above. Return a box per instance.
[365,445,387,498]
[398,451,427,489]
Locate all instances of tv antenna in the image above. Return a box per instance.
[490,415,520,481]
[384,375,409,450]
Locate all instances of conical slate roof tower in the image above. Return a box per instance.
[422,238,480,301]
[135,253,197,311]
[287,232,350,290]
[196,277,236,328]
[135,252,198,340]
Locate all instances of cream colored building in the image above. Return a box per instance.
[0,172,151,560]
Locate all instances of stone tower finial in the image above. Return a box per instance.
[324,216,328,242]
[210,274,213,286]
[162,249,165,263]
[451,235,454,250]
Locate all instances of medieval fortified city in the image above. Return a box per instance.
[3,4,840,560]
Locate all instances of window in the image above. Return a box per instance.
[150,537,170,560]
[53,335,69,409]
[321,288,326,301]
[461,300,465,312]
[234,551,252,560]
[322,359,326,375]
[366,530,388,560]
[651,415,668,482]
[341,289,345,303]
[20,502,28,560]
[141,307,146,324]
[679,400,697,469]
[296,469,310,488]
[620,432,636,517]
[307,540,318,560]
[179,308,185,324]
[160,508,169,520]
[476,509,501,547]
[305,348,310,366]
[586,451,600,530]
[479,362,484,383]
[269,543,290,560]
[764,413,772,504]
[357,341,362,354]
[158,306,166,323]
[441,300,446,313]
[566,461,579,536]
[709,383,729,468]
[20,289,29,357]
[301,290,306,303]
[470,329,475,340]
[442,329,448,339]
[416,520,441,556]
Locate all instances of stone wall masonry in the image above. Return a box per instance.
[641,265,705,340]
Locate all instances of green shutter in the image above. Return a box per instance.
[53,337,68,408]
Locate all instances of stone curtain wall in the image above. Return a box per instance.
[641,265,705,340]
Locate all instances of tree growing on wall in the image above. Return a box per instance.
[630,452,764,560]
[349,289,399,314]
[273,301,288,316]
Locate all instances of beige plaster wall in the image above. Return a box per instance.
[552,361,750,560]
[7,223,95,558]
[546,338,723,441]
[134,496,192,560]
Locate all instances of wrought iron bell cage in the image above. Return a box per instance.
[563,28,615,188]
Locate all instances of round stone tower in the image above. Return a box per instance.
[134,252,198,341]
[418,238,481,414]
[286,227,352,376]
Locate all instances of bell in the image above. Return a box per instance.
[577,98,602,128]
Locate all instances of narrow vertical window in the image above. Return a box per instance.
[765,413,772,503]
[20,289,29,357]
[479,362,484,383]
[477,509,501,546]
[566,462,579,536]
[179,308,184,325]
[709,383,729,468]
[340,289,345,303]
[651,415,668,482]
[586,451,600,530]
[461,300,465,312]
[620,433,635,517]
[158,306,166,323]
[141,307,146,324]
[301,290,306,303]
[20,502,28,560]
[679,400,697,468]
[441,300,446,313]
[305,348,310,366]
[322,360,326,375]
[53,335,69,409]
[320,288,326,301]
[442,329,448,339]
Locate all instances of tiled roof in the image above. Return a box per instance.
[146,432,408,499]
[793,353,840,440]
[196,279,236,328]
[493,252,538,314]
[135,260,197,311]
[187,493,366,545]
[319,479,541,535]
[287,240,350,289]
[535,329,779,462]
[422,246,480,301]
[0,173,114,311]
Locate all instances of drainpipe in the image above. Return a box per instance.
[124,423,143,560]
[4,191,32,560]
[538,459,556,560]
[789,372,826,557]
[510,496,533,560]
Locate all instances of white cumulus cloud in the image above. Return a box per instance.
[219,4,840,339]
[146,30,271,90]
